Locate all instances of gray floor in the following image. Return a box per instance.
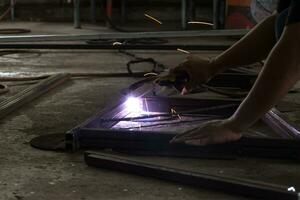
[0,22,300,200]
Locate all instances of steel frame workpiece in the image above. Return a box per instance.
[66,69,300,159]
[85,152,300,200]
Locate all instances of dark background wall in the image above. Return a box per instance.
[0,0,213,23]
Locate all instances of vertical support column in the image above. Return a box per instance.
[188,0,196,22]
[10,0,15,22]
[181,0,187,30]
[106,0,113,27]
[213,0,226,29]
[213,0,219,29]
[121,0,127,24]
[90,0,96,23]
[74,0,81,29]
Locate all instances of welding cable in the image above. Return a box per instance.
[86,38,168,75]
[0,28,31,34]
[0,1,31,34]
[0,83,9,94]
[0,50,41,58]
[0,5,11,22]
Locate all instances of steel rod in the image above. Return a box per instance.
[0,73,70,119]
[0,29,248,43]
[0,43,230,50]
[85,152,300,200]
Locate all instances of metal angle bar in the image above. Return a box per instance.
[262,108,300,139]
[0,29,248,43]
[84,152,300,200]
[0,73,70,119]
[69,128,300,159]
[0,43,230,51]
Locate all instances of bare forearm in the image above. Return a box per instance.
[228,24,300,131]
[210,14,278,74]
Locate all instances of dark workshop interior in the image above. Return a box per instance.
[0,0,300,200]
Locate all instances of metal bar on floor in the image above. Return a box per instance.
[0,74,70,120]
[85,152,300,200]
[0,29,248,43]
[0,43,231,51]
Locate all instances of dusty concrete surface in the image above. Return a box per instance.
[0,22,299,200]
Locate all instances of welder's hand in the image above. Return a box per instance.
[170,119,242,146]
[171,55,218,95]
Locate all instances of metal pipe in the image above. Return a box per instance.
[213,0,220,29]
[0,29,248,43]
[74,0,81,28]
[90,0,96,23]
[121,0,127,24]
[10,0,15,22]
[181,0,187,29]
[106,0,113,27]
[0,43,230,51]
[85,152,300,200]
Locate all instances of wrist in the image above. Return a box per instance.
[209,57,223,76]
[223,117,246,133]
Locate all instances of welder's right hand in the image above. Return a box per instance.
[171,55,218,95]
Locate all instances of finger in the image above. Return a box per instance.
[172,127,199,140]
[181,87,190,95]
[185,138,210,146]
[171,128,206,143]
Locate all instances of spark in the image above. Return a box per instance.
[287,187,296,192]
[188,21,214,26]
[177,48,190,54]
[171,108,182,120]
[113,42,123,46]
[144,13,162,25]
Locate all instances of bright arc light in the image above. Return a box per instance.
[125,97,144,114]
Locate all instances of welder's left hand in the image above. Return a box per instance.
[170,119,242,146]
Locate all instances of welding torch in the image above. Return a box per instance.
[154,71,189,92]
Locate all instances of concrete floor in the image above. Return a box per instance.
[0,22,300,200]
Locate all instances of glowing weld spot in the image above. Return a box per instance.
[125,97,144,114]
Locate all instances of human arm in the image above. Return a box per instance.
[171,22,300,145]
